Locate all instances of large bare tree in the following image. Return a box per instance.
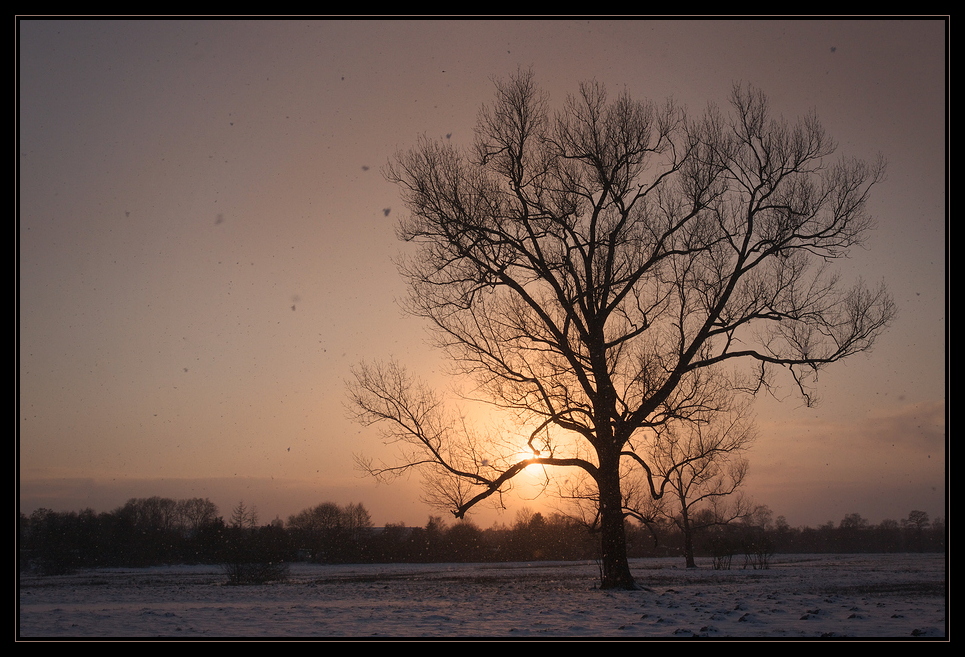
[348,70,895,589]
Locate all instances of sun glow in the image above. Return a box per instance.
[515,450,547,477]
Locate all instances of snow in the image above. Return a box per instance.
[18,553,946,639]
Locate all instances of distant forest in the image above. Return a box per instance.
[19,497,945,577]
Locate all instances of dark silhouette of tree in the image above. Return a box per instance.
[903,510,931,552]
[112,497,185,565]
[178,497,220,533]
[229,500,259,530]
[23,508,78,574]
[873,518,902,552]
[349,69,896,589]
[221,521,291,585]
[286,502,373,563]
[837,512,868,552]
[509,508,548,561]
[341,502,374,560]
[446,519,485,562]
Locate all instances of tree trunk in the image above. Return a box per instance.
[679,505,697,568]
[597,462,637,590]
[682,520,697,568]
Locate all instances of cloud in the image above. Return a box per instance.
[756,398,945,458]
[858,400,945,452]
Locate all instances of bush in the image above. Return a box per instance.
[741,533,774,570]
[709,534,738,570]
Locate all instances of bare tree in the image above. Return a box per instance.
[627,389,756,568]
[348,70,895,589]
[287,502,373,562]
[229,500,258,530]
[118,496,180,533]
[177,497,220,534]
[903,509,931,552]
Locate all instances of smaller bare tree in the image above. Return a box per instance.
[625,384,756,568]
[229,500,259,530]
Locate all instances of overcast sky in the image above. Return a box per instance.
[19,18,946,529]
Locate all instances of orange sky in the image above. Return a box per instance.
[19,18,946,529]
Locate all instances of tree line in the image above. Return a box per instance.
[19,496,943,577]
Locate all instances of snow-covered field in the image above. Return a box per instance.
[18,553,946,639]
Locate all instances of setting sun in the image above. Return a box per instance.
[515,450,547,476]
